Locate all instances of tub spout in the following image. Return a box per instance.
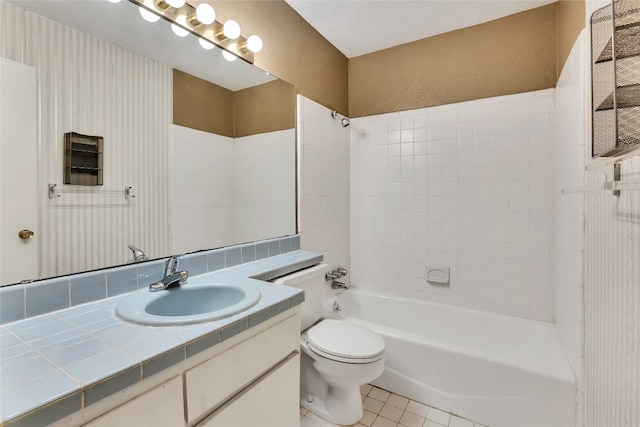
[331,281,349,290]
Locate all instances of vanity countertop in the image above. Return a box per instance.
[0,250,321,426]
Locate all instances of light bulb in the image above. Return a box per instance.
[222,50,237,62]
[171,23,189,37]
[223,20,241,40]
[139,7,160,22]
[166,0,185,7]
[246,35,263,53]
[199,38,215,50]
[195,3,215,25]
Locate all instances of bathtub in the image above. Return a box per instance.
[325,290,576,427]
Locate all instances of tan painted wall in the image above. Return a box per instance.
[173,69,234,137]
[234,79,296,137]
[348,4,559,117]
[174,71,295,137]
[181,0,584,118]
[557,0,586,78]
[202,0,349,115]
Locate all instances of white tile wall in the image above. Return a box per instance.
[171,126,296,253]
[350,89,555,321]
[234,129,296,243]
[552,28,587,427]
[297,95,351,297]
[171,125,235,253]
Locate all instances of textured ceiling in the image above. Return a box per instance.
[284,0,558,58]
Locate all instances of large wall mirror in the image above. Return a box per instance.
[0,0,297,286]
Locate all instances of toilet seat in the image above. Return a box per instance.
[305,319,385,364]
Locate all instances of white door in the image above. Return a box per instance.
[0,57,39,284]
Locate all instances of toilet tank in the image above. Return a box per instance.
[272,263,329,331]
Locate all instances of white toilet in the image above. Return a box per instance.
[273,264,385,425]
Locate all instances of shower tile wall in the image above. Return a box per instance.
[351,89,555,321]
[235,129,296,244]
[297,95,351,297]
[171,125,235,253]
[171,125,296,254]
[553,28,587,425]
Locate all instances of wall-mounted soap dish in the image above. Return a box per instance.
[425,265,450,284]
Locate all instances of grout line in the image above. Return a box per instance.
[301,384,485,427]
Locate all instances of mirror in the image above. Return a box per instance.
[0,0,296,286]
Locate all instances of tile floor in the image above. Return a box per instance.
[300,385,487,427]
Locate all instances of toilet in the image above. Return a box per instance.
[273,264,385,425]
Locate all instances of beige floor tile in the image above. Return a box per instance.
[379,403,404,422]
[369,387,391,402]
[301,415,323,427]
[360,410,377,427]
[386,393,409,410]
[300,407,309,415]
[423,420,446,427]
[361,384,374,396]
[473,424,488,427]
[305,411,327,424]
[426,407,450,426]
[405,400,429,418]
[363,397,385,414]
[398,411,425,427]
[449,415,474,427]
[371,416,399,427]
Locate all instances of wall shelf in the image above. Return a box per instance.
[591,0,640,157]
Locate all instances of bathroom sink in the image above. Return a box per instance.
[115,283,261,326]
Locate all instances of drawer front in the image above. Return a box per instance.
[185,313,299,423]
[84,376,184,427]
[197,353,300,427]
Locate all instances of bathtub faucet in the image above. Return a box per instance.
[331,281,349,290]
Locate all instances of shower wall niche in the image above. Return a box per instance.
[591,0,640,157]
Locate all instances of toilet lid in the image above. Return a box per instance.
[306,319,385,361]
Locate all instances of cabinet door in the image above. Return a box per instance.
[84,376,184,427]
[198,354,300,427]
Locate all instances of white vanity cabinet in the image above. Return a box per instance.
[196,353,300,427]
[184,312,300,425]
[70,310,300,427]
[84,376,184,427]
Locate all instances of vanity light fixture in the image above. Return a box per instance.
[240,35,263,53]
[154,0,186,10]
[188,3,215,27]
[126,0,262,63]
[222,49,238,62]
[171,23,189,37]
[198,38,215,50]
[216,20,241,41]
[139,6,160,22]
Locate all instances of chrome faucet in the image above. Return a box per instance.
[128,245,148,263]
[331,281,349,290]
[149,255,189,292]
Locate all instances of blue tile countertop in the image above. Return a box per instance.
[0,250,322,426]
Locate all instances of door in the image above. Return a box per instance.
[0,57,39,284]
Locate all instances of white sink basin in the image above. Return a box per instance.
[115,283,261,326]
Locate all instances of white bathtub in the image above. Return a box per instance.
[325,290,576,427]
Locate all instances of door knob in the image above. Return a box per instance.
[18,229,35,239]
